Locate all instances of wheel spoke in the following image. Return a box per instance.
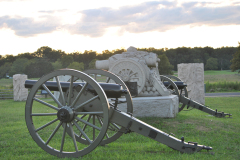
[60,122,67,153]
[55,76,66,106]
[93,115,95,141]
[166,84,171,89]
[69,123,78,152]
[73,121,92,144]
[129,72,137,77]
[42,84,63,107]
[106,77,110,83]
[75,116,101,131]
[70,82,88,108]
[74,95,99,110]
[31,113,57,116]
[33,97,59,111]
[97,116,103,126]
[170,89,176,94]
[78,114,87,120]
[75,114,87,123]
[99,117,114,131]
[132,77,139,79]
[110,122,120,130]
[67,76,74,106]
[35,118,59,132]
[79,115,92,138]
[126,69,130,76]
[108,125,116,131]
[75,111,103,115]
[45,121,63,145]
[97,116,109,139]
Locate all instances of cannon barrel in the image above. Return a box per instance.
[163,81,187,90]
[25,80,127,98]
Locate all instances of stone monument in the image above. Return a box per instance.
[178,63,205,104]
[13,74,28,101]
[96,46,170,97]
[96,46,179,118]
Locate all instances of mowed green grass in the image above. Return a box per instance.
[204,70,240,83]
[0,97,239,160]
[0,78,13,88]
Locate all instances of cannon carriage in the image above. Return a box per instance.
[25,69,214,158]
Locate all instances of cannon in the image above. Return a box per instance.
[25,69,212,158]
[160,75,232,117]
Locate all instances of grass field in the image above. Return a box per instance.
[204,70,240,83]
[0,97,239,160]
[0,78,13,89]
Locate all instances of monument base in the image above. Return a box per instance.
[114,95,179,118]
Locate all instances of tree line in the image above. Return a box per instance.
[0,45,239,78]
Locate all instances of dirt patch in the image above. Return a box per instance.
[196,125,210,132]
[164,119,211,132]
[164,121,181,128]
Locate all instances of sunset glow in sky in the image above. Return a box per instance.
[0,0,240,55]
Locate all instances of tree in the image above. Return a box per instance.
[9,58,28,76]
[230,43,240,73]
[88,59,97,69]
[61,55,73,68]
[16,52,36,60]
[67,62,84,71]
[24,58,54,78]
[35,46,64,62]
[52,59,63,70]
[193,59,203,63]
[205,58,218,70]
[4,54,16,63]
[158,54,173,75]
[0,62,12,78]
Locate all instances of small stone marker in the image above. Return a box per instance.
[178,63,205,104]
[13,74,28,101]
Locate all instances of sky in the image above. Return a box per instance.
[0,0,240,56]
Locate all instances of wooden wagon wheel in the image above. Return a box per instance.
[109,59,146,95]
[164,75,189,112]
[25,69,109,158]
[64,69,133,145]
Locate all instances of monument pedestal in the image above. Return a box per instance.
[115,95,179,118]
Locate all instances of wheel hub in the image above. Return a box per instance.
[57,106,74,122]
[122,75,129,81]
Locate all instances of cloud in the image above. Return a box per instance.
[71,1,240,37]
[0,15,61,37]
[1,1,240,37]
